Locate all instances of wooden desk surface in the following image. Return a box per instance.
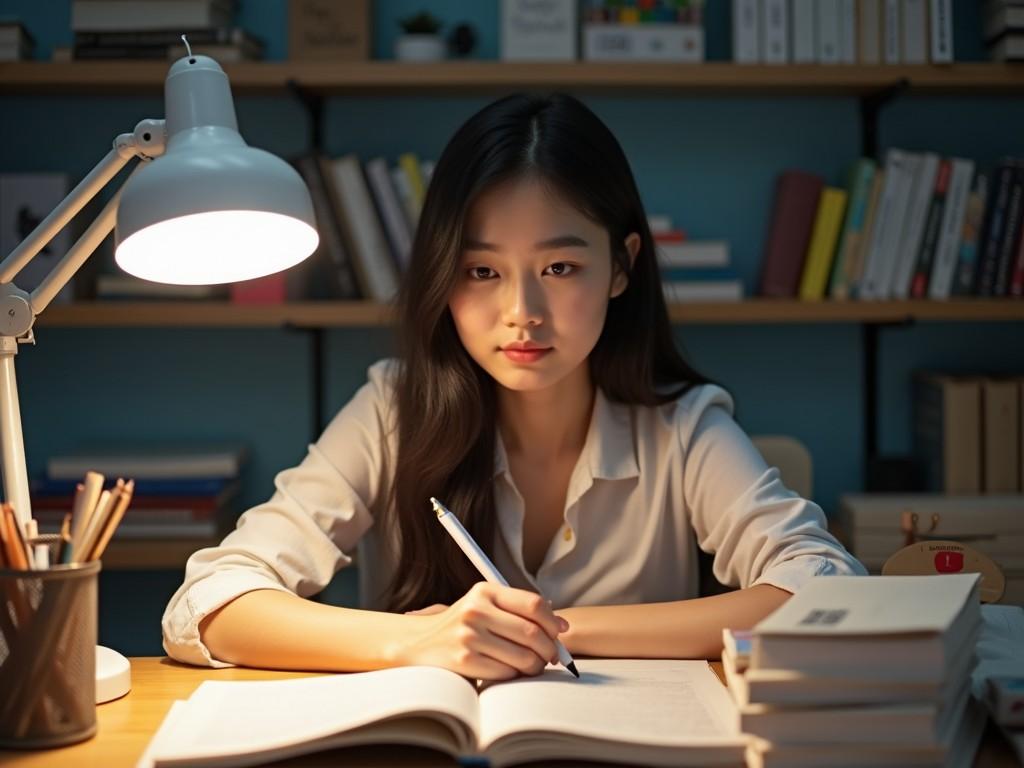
[0,657,1018,768]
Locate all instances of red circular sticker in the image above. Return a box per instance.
[934,551,964,573]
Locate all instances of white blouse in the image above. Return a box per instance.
[162,358,866,667]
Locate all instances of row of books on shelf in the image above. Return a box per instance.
[760,153,1024,301]
[31,443,246,540]
[724,574,991,767]
[733,0,955,66]
[985,0,1024,62]
[913,371,1024,497]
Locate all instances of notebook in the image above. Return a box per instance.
[137,659,747,768]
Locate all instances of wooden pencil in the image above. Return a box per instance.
[89,479,134,562]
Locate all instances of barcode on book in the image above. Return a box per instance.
[798,609,848,626]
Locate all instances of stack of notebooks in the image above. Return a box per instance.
[723,574,988,768]
[32,443,244,540]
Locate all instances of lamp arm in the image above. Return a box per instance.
[0,120,166,528]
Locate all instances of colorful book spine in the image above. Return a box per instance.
[829,158,876,300]
[909,159,951,299]
[951,173,990,297]
[799,187,848,301]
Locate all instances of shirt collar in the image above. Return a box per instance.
[493,385,639,481]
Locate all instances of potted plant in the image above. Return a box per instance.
[394,10,446,62]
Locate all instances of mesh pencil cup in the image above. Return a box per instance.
[0,552,99,749]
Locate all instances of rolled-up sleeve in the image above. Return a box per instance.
[161,359,398,667]
[680,386,867,594]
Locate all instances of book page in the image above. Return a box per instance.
[146,666,480,766]
[477,659,744,751]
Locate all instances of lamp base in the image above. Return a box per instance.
[96,645,131,703]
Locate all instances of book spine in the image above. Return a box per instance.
[816,0,840,63]
[910,159,951,299]
[829,159,875,300]
[1010,208,1024,297]
[294,154,360,299]
[761,0,789,63]
[993,166,1024,296]
[900,0,927,63]
[976,163,1015,296]
[929,0,954,62]
[366,158,414,273]
[951,173,989,297]
[74,27,249,47]
[791,0,816,63]
[858,0,882,63]
[928,158,975,299]
[838,0,856,63]
[759,170,824,297]
[883,0,901,63]
[860,149,911,300]
[891,153,939,300]
[799,187,847,300]
[733,0,761,62]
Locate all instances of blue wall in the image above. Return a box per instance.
[1,0,1021,654]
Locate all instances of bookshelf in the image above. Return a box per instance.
[0,61,1023,96]
[35,299,1024,328]
[5,55,1023,571]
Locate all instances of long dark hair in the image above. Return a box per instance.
[382,93,716,612]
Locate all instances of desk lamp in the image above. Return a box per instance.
[0,44,318,702]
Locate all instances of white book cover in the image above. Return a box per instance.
[815,0,840,63]
[858,0,882,63]
[929,0,953,62]
[328,155,400,302]
[754,574,980,637]
[656,240,730,269]
[859,149,915,299]
[500,0,577,61]
[47,443,246,480]
[733,0,761,62]
[790,0,816,63]
[890,152,940,299]
[928,158,975,299]
[884,0,901,63]
[901,0,928,63]
[838,0,856,62]
[365,158,413,273]
[762,0,789,63]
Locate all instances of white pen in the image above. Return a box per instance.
[430,496,579,678]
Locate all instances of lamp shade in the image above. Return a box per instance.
[115,55,318,284]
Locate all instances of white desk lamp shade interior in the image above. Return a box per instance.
[114,54,318,284]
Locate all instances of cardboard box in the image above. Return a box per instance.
[289,0,369,61]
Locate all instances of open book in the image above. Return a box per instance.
[138,659,747,768]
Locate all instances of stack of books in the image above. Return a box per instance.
[759,152,1024,301]
[985,0,1024,61]
[732,0,953,65]
[31,443,245,540]
[58,0,264,62]
[723,574,988,768]
[649,215,741,302]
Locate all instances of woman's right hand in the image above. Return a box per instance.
[393,582,570,680]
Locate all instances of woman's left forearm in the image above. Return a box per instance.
[555,584,792,659]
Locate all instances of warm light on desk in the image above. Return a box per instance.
[0,45,318,704]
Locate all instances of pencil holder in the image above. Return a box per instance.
[0,557,99,749]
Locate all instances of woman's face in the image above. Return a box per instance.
[448,175,639,393]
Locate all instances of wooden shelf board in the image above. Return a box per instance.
[99,538,219,570]
[1,61,1022,95]
[32,299,1024,328]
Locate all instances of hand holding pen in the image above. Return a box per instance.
[427,497,579,679]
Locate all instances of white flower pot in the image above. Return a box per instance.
[394,34,446,62]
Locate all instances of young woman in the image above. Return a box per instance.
[163,93,866,680]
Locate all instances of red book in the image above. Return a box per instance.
[758,170,824,298]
